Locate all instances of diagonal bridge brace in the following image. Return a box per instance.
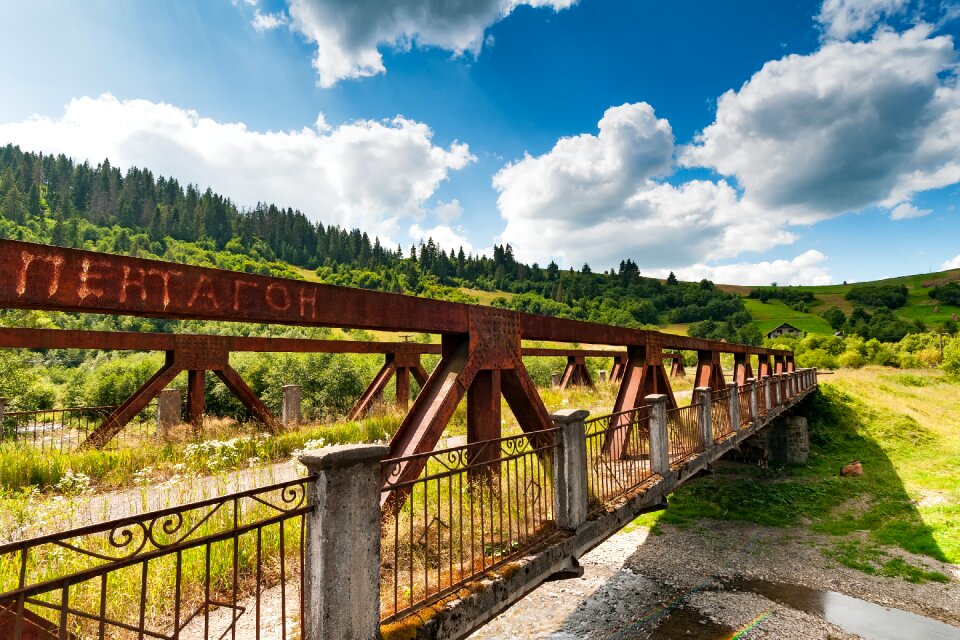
[347,351,430,420]
[381,308,554,509]
[80,336,279,449]
[603,345,677,460]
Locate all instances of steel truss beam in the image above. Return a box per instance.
[0,240,795,480]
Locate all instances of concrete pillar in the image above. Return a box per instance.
[282,384,302,427]
[597,370,607,384]
[550,409,589,531]
[771,374,781,407]
[746,378,758,423]
[695,387,713,450]
[645,394,669,476]
[726,381,740,432]
[551,372,561,388]
[299,444,388,640]
[156,389,182,437]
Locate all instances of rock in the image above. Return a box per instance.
[841,461,863,477]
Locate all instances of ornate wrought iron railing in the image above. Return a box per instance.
[738,385,753,427]
[379,430,559,623]
[583,406,653,509]
[0,477,311,639]
[710,389,733,441]
[666,404,701,464]
[1,404,157,452]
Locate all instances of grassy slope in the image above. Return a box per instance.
[735,268,960,336]
[635,367,960,582]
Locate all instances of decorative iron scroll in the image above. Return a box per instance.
[0,477,312,639]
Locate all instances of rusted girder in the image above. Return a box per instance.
[785,354,796,372]
[347,352,431,420]
[603,345,676,459]
[664,351,686,378]
[733,352,753,386]
[756,354,773,378]
[78,336,281,449]
[381,307,554,508]
[0,239,791,357]
[694,350,726,391]
[609,353,629,383]
[774,355,786,374]
[0,240,798,493]
[559,355,593,389]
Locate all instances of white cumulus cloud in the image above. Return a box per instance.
[493,102,795,269]
[433,199,464,223]
[409,222,478,255]
[684,27,960,224]
[816,0,909,41]
[0,94,475,242]
[252,10,288,32]
[286,0,576,87]
[889,202,932,220]
[648,250,834,286]
[943,254,960,270]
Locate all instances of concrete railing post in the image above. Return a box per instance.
[695,387,713,450]
[0,397,6,438]
[282,384,302,427]
[299,444,388,640]
[156,389,182,438]
[747,378,758,422]
[771,374,781,407]
[550,409,590,531]
[726,381,740,432]
[551,373,561,388]
[645,395,669,476]
[598,370,607,384]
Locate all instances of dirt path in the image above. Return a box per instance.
[469,521,960,639]
[5,460,302,542]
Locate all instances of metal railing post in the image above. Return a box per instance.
[299,444,388,640]
[645,395,669,476]
[695,387,713,449]
[747,378,758,422]
[282,384,302,427]
[726,381,740,432]
[551,409,590,531]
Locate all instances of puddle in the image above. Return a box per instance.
[723,577,960,640]
[645,605,732,639]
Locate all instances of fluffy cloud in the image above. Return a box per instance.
[409,222,477,255]
[433,199,464,223]
[889,202,932,220]
[286,0,576,87]
[816,0,908,40]
[648,250,834,286]
[943,254,960,270]
[252,10,288,32]
[0,94,474,241]
[684,27,960,223]
[493,102,795,269]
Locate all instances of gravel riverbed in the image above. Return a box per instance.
[469,521,960,639]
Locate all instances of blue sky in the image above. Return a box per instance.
[1,0,958,284]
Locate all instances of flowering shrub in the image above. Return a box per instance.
[54,471,92,495]
[183,435,272,473]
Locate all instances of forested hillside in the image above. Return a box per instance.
[0,144,759,343]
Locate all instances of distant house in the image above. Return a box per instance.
[766,322,803,339]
